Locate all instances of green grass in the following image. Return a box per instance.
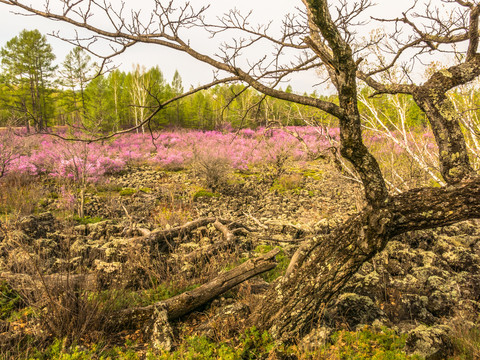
[301,169,324,181]
[269,173,303,193]
[142,283,200,304]
[94,282,201,311]
[95,183,123,193]
[452,324,480,360]
[26,338,143,360]
[0,281,23,320]
[47,192,59,199]
[254,245,289,282]
[24,325,422,359]
[119,188,136,196]
[192,189,219,201]
[317,326,423,359]
[156,326,275,360]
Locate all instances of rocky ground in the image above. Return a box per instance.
[1,161,479,359]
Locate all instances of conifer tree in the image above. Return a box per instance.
[0,29,56,131]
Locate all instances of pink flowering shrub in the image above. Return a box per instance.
[2,126,342,180]
[1,125,452,208]
[0,129,27,178]
[2,136,125,183]
[2,126,345,183]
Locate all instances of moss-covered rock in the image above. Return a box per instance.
[405,324,452,359]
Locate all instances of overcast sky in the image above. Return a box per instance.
[0,1,416,93]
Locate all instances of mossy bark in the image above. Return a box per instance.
[411,58,480,184]
[303,0,388,207]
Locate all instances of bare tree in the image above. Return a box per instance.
[1,0,480,341]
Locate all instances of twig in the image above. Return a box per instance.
[243,212,268,230]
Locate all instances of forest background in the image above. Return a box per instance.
[0,29,428,133]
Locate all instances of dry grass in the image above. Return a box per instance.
[0,174,46,217]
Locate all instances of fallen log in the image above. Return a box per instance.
[182,240,236,263]
[181,234,242,264]
[180,220,244,263]
[1,272,98,292]
[136,217,217,252]
[219,219,256,233]
[243,212,268,230]
[112,248,280,327]
[137,217,249,253]
[149,217,217,241]
[213,220,236,242]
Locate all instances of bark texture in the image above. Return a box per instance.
[303,0,388,206]
[410,55,480,183]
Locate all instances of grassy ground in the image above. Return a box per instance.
[0,158,479,359]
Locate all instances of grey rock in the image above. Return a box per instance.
[300,326,332,352]
[150,305,174,352]
[197,302,250,339]
[19,212,55,238]
[405,325,452,360]
[327,293,384,328]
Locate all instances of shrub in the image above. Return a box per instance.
[270,173,304,193]
[152,204,192,228]
[0,129,25,179]
[192,156,231,191]
[451,322,480,359]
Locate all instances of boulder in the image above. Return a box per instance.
[300,326,332,352]
[405,324,452,360]
[19,212,55,238]
[326,293,384,329]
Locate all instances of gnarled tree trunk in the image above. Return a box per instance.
[251,177,480,341]
[248,0,480,342]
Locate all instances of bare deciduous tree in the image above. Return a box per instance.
[2,0,480,341]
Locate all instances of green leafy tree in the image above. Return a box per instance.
[83,74,110,131]
[0,29,56,131]
[60,46,98,124]
[105,69,128,131]
[146,66,168,128]
[169,70,185,126]
[183,90,216,128]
